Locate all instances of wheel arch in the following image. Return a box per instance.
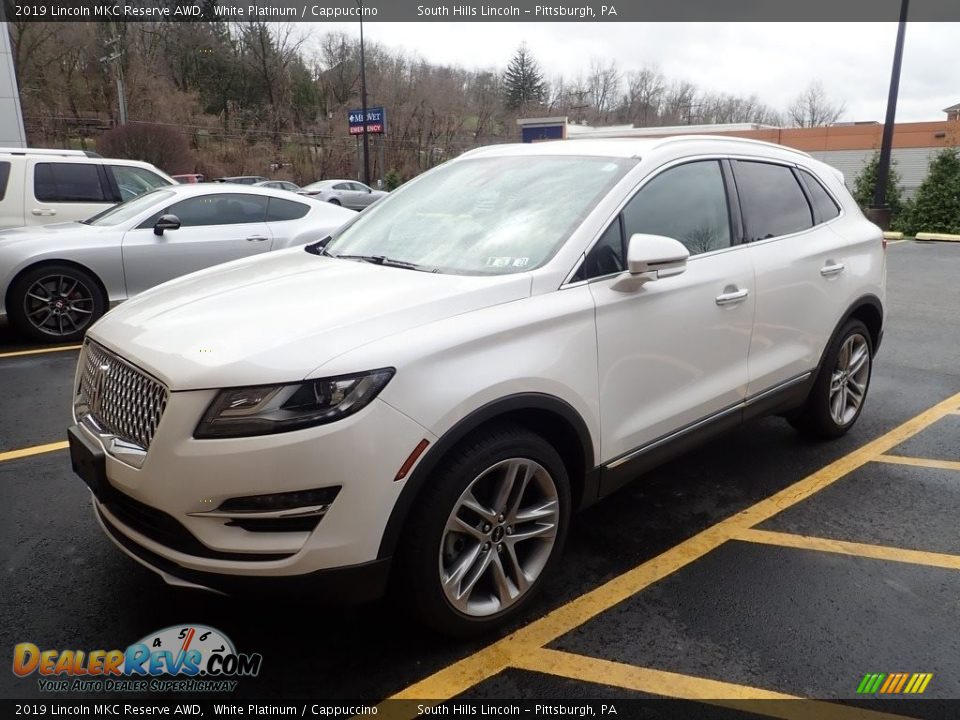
[377,393,596,560]
[5,259,110,317]
[836,294,884,356]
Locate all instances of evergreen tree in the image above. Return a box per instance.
[899,149,960,235]
[852,151,905,220]
[502,44,546,111]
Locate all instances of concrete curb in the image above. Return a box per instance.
[882,232,904,241]
[916,232,960,242]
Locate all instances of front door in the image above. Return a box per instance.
[588,160,755,467]
[122,193,273,296]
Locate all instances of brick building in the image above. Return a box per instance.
[518,108,960,199]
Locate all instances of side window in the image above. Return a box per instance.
[111,165,170,201]
[798,169,841,223]
[266,196,310,222]
[34,163,109,202]
[166,194,268,227]
[622,160,732,256]
[573,220,625,282]
[333,183,351,191]
[733,161,814,241]
[351,182,371,193]
[0,161,10,201]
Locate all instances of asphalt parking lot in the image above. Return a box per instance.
[2,240,959,717]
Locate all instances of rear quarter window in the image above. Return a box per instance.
[799,169,841,223]
[266,196,310,222]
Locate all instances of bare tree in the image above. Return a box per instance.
[787,81,845,127]
[586,59,620,122]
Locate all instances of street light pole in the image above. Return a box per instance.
[869,0,909,229]
[357,0,371,186]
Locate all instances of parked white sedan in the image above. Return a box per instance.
[300,179,387,210]
[0,185,355,341]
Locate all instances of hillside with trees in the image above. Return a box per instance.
[7,22,837,183]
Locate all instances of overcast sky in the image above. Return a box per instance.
[305,22,959,124]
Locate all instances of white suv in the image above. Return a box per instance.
[0,148,174,229]
[68,137,885,635]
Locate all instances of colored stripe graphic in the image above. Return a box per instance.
[857,672,932,694]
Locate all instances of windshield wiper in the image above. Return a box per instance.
[330,253,439,273]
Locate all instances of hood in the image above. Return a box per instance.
[89,248,532,390]
[0,222,102,246]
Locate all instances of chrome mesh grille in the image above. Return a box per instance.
[77,341,168,450]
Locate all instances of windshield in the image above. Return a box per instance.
[323,155,635,275]
[84,189,176,227]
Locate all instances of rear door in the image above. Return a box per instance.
[26,160,116,226]
[121,193,272,296]
[736,160,853,395]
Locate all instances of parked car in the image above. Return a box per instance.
[0,184,354,341]
[67,137,885,635]
[0,147,174,230]
[172,174,205,184]
[253,180,302,193]
[300,179,387,209]
[213,176,268,185]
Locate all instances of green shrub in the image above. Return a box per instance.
[898,149,960,236]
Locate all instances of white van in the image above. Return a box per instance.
[0,148,175,230]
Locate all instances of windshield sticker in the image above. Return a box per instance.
[486,257,530,268]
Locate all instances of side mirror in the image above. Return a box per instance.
[154,214,181,236]
[612,234,689,292]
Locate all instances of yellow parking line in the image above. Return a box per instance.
[736,528,960,572]
[0,441,69,463]
[875,454,960,472]
[386,391,960,707]
[0,344,81,359]
[512,648,912,720]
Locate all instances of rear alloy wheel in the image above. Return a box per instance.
[328,198,341,206]
[790,319,873,439]
[398,426,570,636]
[9,264,105,342]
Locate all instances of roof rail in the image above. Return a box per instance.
[0,147,90,157]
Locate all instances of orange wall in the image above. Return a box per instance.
[706,121,960,152]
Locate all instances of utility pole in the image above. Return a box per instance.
[100,37,127,126]
[356,0,370,186]
[868,0,909,230]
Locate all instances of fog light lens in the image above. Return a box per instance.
[217,486,341,513]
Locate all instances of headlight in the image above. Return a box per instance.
[194,368,395,439]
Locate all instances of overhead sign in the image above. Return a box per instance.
[348,107,386,135]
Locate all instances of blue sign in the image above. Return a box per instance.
[348,106,386,135]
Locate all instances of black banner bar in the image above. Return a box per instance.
[2,699,958,719]
[4,0,960,22]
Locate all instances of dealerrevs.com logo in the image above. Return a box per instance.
[12,625,262,693]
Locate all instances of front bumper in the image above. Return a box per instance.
[96,504,392,601]
[71,389,435,588]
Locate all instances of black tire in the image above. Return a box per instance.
[328,198,341,206]
[395,424,571,637]
[789,319,873,440]
[8,263,106,343]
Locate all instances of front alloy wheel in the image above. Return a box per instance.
[9,264,106,342]
[440,458,560,617]
[398,425,570,636]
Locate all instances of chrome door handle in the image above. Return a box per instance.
[246,236,268,242]
[31,208,57,216]
[820,262,845,277]
[715,288,749,306]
